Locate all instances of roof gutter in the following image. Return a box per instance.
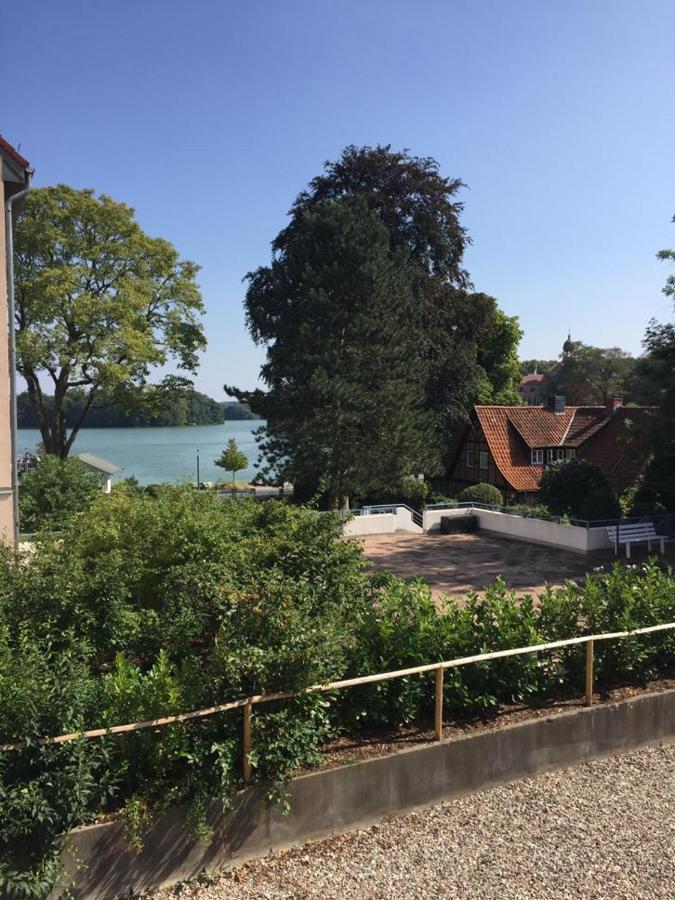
[5,166,33,545]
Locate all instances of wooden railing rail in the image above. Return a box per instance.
[1,622,673,780]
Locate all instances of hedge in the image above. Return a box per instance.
[0,487,673,896]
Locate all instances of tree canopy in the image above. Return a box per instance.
[520,359,555,375]
[547,341,636,405]
[14,185,206,457]
[539,458,618,520]
[230,198,438,507]
[631,216,675,511]
[270,145,522,433]
[215,438,249,483]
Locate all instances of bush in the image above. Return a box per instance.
[506,503,556,521]
[399,476,429,510]
[458,483,503,506]
[539,458,619,520]
[1,486,674,895]
[18,455,101,532]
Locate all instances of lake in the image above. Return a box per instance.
[17,421,265,485]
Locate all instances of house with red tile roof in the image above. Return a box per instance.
[441,396,655,502]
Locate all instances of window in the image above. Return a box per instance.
[466,447,475,467]
[555,448,566,461]
[547,448,555,463]
[479,450,489,469]
[531,449,544,465]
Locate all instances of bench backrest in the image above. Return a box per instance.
[607,523,657,542]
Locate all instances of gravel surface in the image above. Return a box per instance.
[152,744,675,900]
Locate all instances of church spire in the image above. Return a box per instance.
[562,330,573,354]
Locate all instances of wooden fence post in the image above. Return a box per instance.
[243,702,252,782]
[435,666,444,740]
[585,640,594,707]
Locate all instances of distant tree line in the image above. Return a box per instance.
[17,389,255,428]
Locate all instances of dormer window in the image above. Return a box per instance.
[531,449,544,464]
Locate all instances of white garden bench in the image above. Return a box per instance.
[606,522,667,559]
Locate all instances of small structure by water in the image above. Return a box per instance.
[77,452,121,493]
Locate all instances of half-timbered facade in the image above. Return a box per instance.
[440,397,654,502]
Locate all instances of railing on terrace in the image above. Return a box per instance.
[1,622,673,784]
[423,502,674,534]
[341,503,424,528]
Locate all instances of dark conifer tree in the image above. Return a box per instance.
[230,199,438,506]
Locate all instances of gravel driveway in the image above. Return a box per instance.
[151,743,674,899]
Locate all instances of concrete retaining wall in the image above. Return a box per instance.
[423,506,612,553]
[422,506,467,532]
[58,688,675,898]
[344,507,422,537]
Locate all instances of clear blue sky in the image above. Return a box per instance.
[3,0,674,397]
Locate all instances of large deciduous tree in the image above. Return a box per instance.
[547,341,636,405]
[631,216,675,511]
[14,185,205,457]
[271,145,521,431]
[230,198,438,507]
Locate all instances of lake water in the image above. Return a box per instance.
[17,421,265,485]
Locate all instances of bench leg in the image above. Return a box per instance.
[660,538,665,554]
[648,540,652,552]
[626,542,631,560]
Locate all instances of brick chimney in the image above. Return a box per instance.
[546,395,566,413]
[605,396,623,415]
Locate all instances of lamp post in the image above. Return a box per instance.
[196,448,200,487]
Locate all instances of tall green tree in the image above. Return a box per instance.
[230,199,438,507]
[272,145,520,433]
[14,185,205,457]
[547,341,636,405]
[632,216,675,510]
[475,305,523,404]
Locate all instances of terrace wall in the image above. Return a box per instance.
[57,688,675,899]
[422,506,611,553]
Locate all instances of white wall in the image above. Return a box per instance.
[475,508,589,551]
[422,507,468,533]
[343,507,422,537]
[422,506,614,553]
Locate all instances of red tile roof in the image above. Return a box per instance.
[0,135,30,170]
[473,405,655,493]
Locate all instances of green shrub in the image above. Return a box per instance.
[18,456,101,532]
[458,483,503,506]
[0,485,673,896]
[506,503,556,521]
[539,458,619,520]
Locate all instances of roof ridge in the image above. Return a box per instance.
[0,135,30,169]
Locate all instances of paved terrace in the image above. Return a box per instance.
[359,531,671,599]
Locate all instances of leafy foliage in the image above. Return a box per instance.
[631,219,675,511]
[539,458,619,520]
[235,144,522,464]
[14,185,205,457]
[547,341,636,405]
[214,438,249,483]
[0,487,673,895]
[458,483,503,506]
[232,198,438,506]
[520,359,555,375]
[18,456,101,532]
